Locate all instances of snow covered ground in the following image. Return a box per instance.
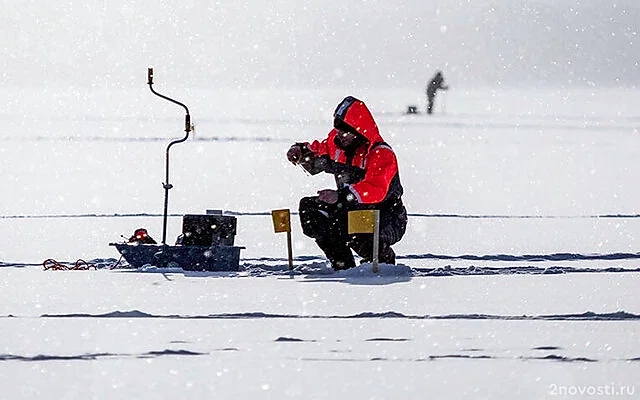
[0,85,638,399]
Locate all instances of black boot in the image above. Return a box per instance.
[350,235,396,265]
[316,238,355,271]
[379,245,396,265]
[332,258,356,271]
[354,243,395,265]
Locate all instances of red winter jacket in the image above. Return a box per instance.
[301,96,404,206]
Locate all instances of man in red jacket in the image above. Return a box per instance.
[286,96,407,270]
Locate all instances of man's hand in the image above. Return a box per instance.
[318,189,339,204]
[287,145,302,164]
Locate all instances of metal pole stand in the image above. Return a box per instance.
[147,67,192,245]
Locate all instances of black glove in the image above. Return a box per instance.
[287,144,303,164]
[287,143,313,165]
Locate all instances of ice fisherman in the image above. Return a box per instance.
[286,96,408,270]
[426,70,449,114]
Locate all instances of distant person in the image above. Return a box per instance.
[426,70,449,114]
[286,96,408,270]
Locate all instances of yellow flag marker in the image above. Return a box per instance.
[271,209,291,233]
[348,210,376,234]
[348,209,381,273]
[271,209,293,271]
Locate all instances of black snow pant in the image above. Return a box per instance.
[298,196,407,270]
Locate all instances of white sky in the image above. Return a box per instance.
[1,0,638,89]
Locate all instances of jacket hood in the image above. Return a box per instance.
[333,96,383,145]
